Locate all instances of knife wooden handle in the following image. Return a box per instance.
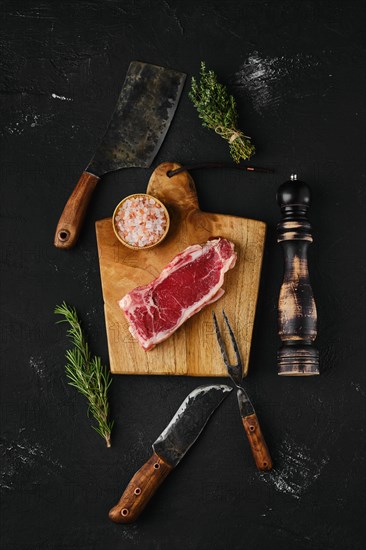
[242,413,272,471]
[109,452,173,524]
[54,171,100,249]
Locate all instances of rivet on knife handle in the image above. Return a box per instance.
[109,453,172,524]
[54,171,100,249]
[242,413,272,471]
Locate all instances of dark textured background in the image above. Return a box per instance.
[1,1,365,549]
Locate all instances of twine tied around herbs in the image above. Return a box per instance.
[229,131,241,144]
[214,125,251,146]
[215,125,240,141]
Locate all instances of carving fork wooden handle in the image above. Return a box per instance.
[242,413,272,471]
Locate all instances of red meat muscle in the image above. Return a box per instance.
[119,237,237,350]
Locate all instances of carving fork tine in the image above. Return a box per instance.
[212,310,242,387]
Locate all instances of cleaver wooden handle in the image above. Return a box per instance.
[242,413,273,471]
[109,452,173,524]
[54,171,100,249]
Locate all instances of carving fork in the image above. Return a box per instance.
[213,310,272,471]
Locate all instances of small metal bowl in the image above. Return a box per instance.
[112,193,170,250]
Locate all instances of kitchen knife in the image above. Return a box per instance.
[54,61,186,249]
[109,384,232,523]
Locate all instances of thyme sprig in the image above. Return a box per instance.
[55,302,113,448]
[189,61,255,163]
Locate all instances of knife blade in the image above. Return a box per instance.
[54,61,186,249]
[108,384,232,523]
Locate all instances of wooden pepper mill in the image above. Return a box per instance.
[276,174,319,376]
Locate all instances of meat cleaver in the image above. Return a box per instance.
[54,61,186,249]
[109,384,232,523]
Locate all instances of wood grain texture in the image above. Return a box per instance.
[242,413,273,471]
[96,162,266,376]
[109,453,172,524]
[54,171,100,248]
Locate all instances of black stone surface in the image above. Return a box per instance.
[0,1,365,549]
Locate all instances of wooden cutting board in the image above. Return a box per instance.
[96,162,266,376]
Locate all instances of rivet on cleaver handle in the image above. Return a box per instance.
[54,172,100,248]
[109,384,232,523]
[54,61,186,248]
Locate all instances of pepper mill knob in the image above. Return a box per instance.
[276,174,319,376]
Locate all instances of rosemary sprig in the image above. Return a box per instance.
[189,61,255,163]
[54,302,113,448]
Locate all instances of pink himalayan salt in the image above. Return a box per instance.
[115,196,167,248]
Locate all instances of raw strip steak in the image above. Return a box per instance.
[119,237,237,351]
